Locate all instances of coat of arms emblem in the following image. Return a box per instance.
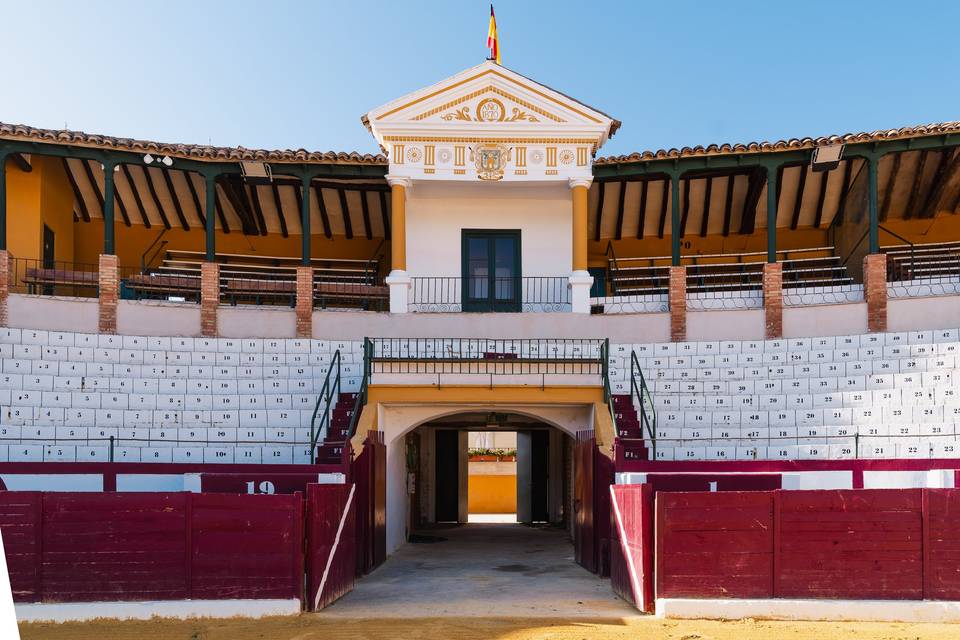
[472,143,511,181]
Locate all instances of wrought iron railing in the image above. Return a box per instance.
[10,258,100,298]
[409,277,571,312]
[309,349,341,464]
[630,350,656,459]
[368,337,603,375]
[342,338,373,465]
[119,265,201,303]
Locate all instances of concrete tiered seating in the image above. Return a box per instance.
[608,246,853,296]
[0,328,365,464]
[883,241,960,282]
[610,328,960,461]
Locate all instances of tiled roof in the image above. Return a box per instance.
[594,121,960,165]
[0,122,388,165]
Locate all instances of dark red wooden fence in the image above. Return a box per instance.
[610,483,654,612]
[776,489,922,599]
[657,491,775,599]
[352,432,386,576]
[0,491,303,604]
[306,483,356,610]
[655,488,960,601]
[574,431,614,576]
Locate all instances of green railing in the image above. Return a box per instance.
[309,349,341,464]
[630,350,657,459]
[600,338,618,435]
[341,338,373,465]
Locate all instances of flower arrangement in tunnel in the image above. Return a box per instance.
[467,448,517,462]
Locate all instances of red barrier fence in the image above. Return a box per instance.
[307,483,356,611]
[0,491,303,604]
[610,484,654,612]
[655,488,960,601]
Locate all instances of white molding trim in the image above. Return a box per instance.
[15,599,301,623]
[385,175,413,190]
[568,177,593,190]
[656,598,960,623]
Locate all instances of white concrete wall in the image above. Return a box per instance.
[687,310,764,341]
[15,292,960,342]
[888,295,960,332]
[117,300,200,336]
[8,294,98,332]
[405,182,572,278]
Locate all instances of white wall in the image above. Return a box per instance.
[783,302,868,338]
[888,296,960,332]
[405,182,572,278]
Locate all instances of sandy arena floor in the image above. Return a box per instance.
[18,616,960,640]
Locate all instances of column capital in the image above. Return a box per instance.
[568,177,593,190]
[386,175,413,190]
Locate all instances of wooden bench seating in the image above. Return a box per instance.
[608,246,853,296]
[23,267,99,289]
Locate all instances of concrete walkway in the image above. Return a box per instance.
[322,523,637,618]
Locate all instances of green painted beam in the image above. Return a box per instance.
[300,176,311,265]
[868,156,879,254]
[0,139,388,180]
[592,133,960,179]
[102,161,116,255]
[670,174,680,265]
[0,153,6,251]
[766,165,778,262]
[205,174,217,261]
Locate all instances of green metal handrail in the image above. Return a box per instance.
[341,338,373,465]
[309,349,341,463]
[601,338,618,433]
[630,350,657,459]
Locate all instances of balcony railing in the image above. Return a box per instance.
[409,276,571,312]
[10,258,100,298]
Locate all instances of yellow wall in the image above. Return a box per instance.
[38,157,75,264]
[468,474,517,513]
[5,156,41,261]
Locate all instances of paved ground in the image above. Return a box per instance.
[323,522,634,618]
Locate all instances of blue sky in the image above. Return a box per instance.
[2,1,958,158]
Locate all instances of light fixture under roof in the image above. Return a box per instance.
[240,161,273,185]
[811,144,844,172]
[143,153,154,164]
[161,155,174,167]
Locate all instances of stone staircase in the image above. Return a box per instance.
[315,392,360,465]
[612,394,650,461]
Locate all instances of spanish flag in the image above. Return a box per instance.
[487,5,501,65]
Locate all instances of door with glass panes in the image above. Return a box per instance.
[461,230,521,312]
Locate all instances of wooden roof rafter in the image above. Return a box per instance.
[120,164,151,228]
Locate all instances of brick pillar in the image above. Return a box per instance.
[669,265,686,342]
[763,262,783,339]
[296,265,313,338]
[0,250,8,327]
[98,254,118,334]
[864,253,888,333]
[200,262,220,338]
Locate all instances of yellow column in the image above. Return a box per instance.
[570,179,591,272]
[389,179,407,271]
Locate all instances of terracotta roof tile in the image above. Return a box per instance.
[0,122,388,165]
[594,121,960,166]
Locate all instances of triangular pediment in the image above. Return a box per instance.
[363,61,618,183]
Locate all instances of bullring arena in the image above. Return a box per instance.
[4,7,960,639]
